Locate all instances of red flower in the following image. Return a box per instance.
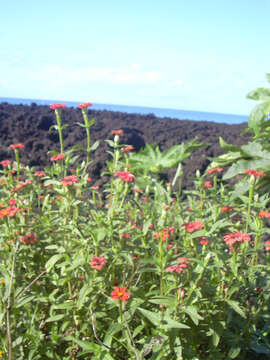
[0,160,11,167]
[50,154,65,162]
[121,145,134,153]
[183,221,203,233]
[9,199,16,206]
[265,241,270,252]
[34,171,46,177]
[221,206,233,213]
[111,286,131,301]
[166,257,190,274]
[202,181,212,189]
[208,168,223,174]
[114,171,134,182]
[50,103,66,110]
[258,210,270,219]
[133,187,142,193]
[198,237,209,245]
[244,169,266,178]
[224,232,251,248]
[0,206,20,218]
[10,144,25,150]
[61,175,78,186]
[90,256,106,270]
[111,129,124,136]
[77,102,92,109]
[20,233,37,245]
[121,233,131,239]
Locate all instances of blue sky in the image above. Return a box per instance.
[1,0,269,115]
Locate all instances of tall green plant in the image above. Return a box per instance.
[209,73,270,199]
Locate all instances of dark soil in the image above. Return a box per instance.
[0,102,251,189]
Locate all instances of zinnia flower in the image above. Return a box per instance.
[224,232,251,248]
[77,102,92,109]
[208,168,223,174]
[20,233,37,245]
[183,221,204,233]
[265,241,270,252]
[61,175,78,186]
[50,103,66,110]
[244,169,266,178]
[114,171,134,182]
[111,129,124,136]
[202,181,212,189]
[121,145,134,153]
[258,210,270,219]
[50,154,65,161]
[34,171,46,177]
[10,144,25,150]
[0,206,20,218]
[111,286,131,301]
[90,256,106,270]
[0,160,11,167]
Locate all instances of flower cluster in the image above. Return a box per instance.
[20,233,37,245]
[166,257,190,274]
[61,175,79,186]
[244,169,266,178]
[90,256,106,270]
[50,154,65,162]
[183,221,204,233]
[224,232,251,249]
[114,171,134,182]
[111,286,131,301]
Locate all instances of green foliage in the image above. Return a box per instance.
[0,104,269,359]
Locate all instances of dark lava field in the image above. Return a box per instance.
[0,102,250,189]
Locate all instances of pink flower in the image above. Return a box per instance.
[9,199,16,206]
[265,241,270,252]
[111,129,124,136]
[20,233,37,245]
[121,145,134,153]
[50,103,66,110]
[221,206,233,213]
[208,168,223,174]
[111,286,131,301]
[114,171,134,182]
[183,221,204,233]
[202,181,212,189]
[0,160,11,167]
[90,256,106,270]
[224,232,251,248]
[50,154,65,162]
[244,169,266,178]
[258,210,270,219]
[10,144,25,150]
[78,102,92,109]
[61,175,79,186]
[34,171,46,177]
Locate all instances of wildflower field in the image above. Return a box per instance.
[1,78,270,359]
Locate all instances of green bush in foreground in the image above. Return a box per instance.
[0,101,269,360]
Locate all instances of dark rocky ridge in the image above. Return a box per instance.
[0,102,250,189]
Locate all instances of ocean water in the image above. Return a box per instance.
[0,96,248,125]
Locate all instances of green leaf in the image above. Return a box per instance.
[219,137,241,152]
[16,295,36,308]
[64,335,102,353]
[182,306,203,326]
[148,296,176,307]
[137,308,189,329]
[45,254,64,272]
[46,314,66,322]
[246,87,270,101]
[226,300,246,319]
[228,346,241,359]
[77,283,92,309]
[248,101,270,135]
[90,140,100,151]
